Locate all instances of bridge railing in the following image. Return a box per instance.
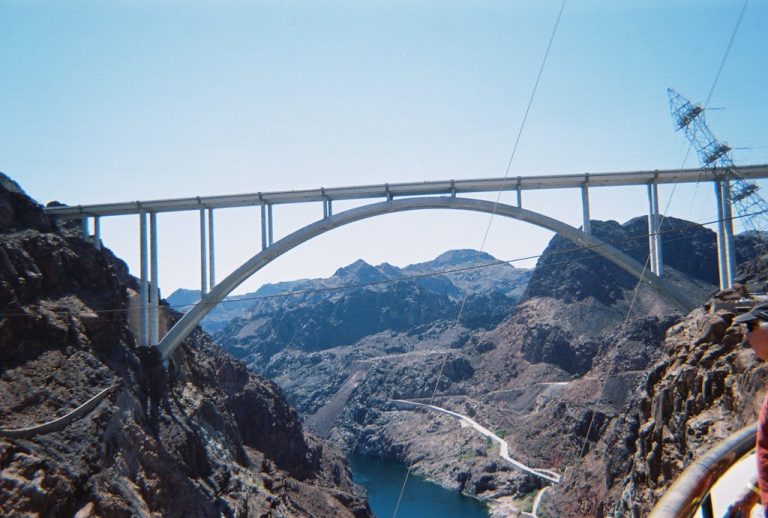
[649,422,757,518]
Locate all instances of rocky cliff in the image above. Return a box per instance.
[0,173,370,517]
[539,285,768,516]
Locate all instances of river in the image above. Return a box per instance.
[348,453,489,518]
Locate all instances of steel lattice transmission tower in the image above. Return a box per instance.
[667,88,768,287]
[667,88,767,223]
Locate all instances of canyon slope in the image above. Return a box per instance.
[0,174,371,517]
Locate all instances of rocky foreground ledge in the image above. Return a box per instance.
[0,173,371,517]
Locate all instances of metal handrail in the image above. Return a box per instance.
[649,422,757,518]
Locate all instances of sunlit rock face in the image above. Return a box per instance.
[0,175,371,518]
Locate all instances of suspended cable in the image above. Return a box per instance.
[391,3,568,515]
[576,0,751,481]
[689,0,750,201]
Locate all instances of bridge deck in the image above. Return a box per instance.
[45,164,768,218]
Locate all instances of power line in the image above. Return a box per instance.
[390,2,569,513]
[576,0,752,488]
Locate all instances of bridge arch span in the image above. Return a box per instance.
[158,196,694,360]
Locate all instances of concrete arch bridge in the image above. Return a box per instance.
[44,165,768,360]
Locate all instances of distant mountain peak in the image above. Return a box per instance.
[333,259,390,282]
[431,249,498,267]
[167,288,202,308]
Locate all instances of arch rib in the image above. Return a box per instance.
[158,197,694,360]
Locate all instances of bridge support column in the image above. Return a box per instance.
[268,204,274,246]
[149,212,159,346]
[647,182,663,276]
[581,183,591,235]
[323,199,333,219]
[714,180,727,289]
[199,208,208,295]
[94,216,101,249]
[261,204,267,250]
[715,179,736,289]
[723,179,736,287]
[139,211,149,346]
[516,177,522,208]
[261,204,274,250]
[208,208,216,288]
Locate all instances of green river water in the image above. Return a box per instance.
[348,453,490,518]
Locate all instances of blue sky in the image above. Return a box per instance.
[1,1,767,295]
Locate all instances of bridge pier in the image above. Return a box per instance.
[714,179,736,289]
[94,216,101,249]
[581,182,591,234]
[149,212,159,345]
[647,182,663,276]
[78,216,102,249]
[261,203,274,250]
[199,208,208,295]
[197,208,216,295]
[260,204,267,250]
[139,211,149,346]
[138,211,161,346]
[323,198,333,219]
[723,180,737,288]
[208,208,216,287]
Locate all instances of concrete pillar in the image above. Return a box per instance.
[94,216,101,249]
[581,184,591,235]
[149,212,159,346]
[261,204,268,250]
[714,180,728,290]
[326,199,333,218]
[721,179,736,288]
[267,204,274,246]
[139,211,149,347]
[199,208,208,295]
[647,182,663,276]
[647,185,658,275]
[208,208,215,288]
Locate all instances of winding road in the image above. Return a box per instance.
[391,399,561,484]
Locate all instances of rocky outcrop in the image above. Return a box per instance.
[525,285,766,517]
[736,232,768,293]
[524,217,720,305]
[624,216,720,285]
[0,174,371,517]
[524,220,639,304]
[613,288,765,515]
